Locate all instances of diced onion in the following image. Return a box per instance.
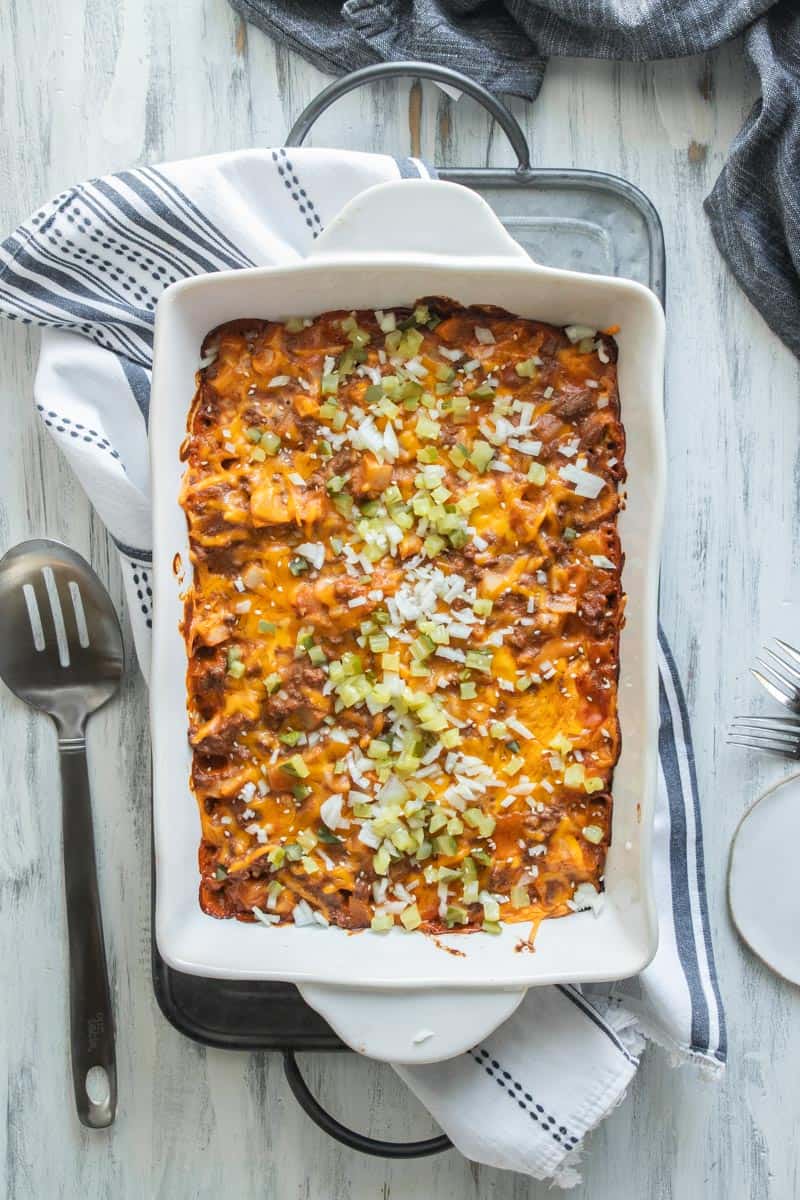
[297,542,326,570]
[320,794,348,830]
[252,907,280,926]
[242,563,266,590]
[349,415,386,459]
[435,646,466,663]
[358,824,381,849]
[404,357,427,379]
[292,899,316,926]
[558,463,606,499]
[508,439,542,456]
[568,882,605,915]
[383,422,400,460]
[506,716,534,740]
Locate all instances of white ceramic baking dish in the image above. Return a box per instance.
[150,179,665,1065]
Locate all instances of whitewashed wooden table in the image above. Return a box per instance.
[2,3,799,1197]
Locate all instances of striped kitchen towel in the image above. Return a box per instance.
[0,147,725,1185]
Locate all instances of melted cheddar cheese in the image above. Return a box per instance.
[180,299,624,935]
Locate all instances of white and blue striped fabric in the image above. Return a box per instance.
[0,147,725,1185]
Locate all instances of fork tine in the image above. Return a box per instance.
[750,667,800,712]
[727,736,800,757]
[729,740,800,759]
[774,638,800,667]
[765,645,800,683]
[731,713,800,727]
[728,729,799,747]
[755,657,800,695]
[729,721,800,740]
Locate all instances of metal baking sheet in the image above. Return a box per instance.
[153,164,665,1052]
[440,168,665,304]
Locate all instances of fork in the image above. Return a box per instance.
[750,638,800,713]
[728,714,800,758]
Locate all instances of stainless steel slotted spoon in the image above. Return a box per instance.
[0,539,123,1128]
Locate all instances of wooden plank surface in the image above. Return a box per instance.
[1,2,799,1196]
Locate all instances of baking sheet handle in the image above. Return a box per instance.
[285,61,531,173]
[284,1050,452,1159]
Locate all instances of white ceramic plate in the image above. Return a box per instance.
[150,179,665,1063]
[729,771,800,986]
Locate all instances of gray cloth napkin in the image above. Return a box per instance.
[230,0,800,358]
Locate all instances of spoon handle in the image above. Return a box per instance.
[59,737,117,1128]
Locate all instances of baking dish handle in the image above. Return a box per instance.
[285,60,530,173]
[284,1051,452,1158]
[296,982,525,1065]
[307,177,530,262]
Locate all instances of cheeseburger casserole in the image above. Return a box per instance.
[179,299,624,935]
